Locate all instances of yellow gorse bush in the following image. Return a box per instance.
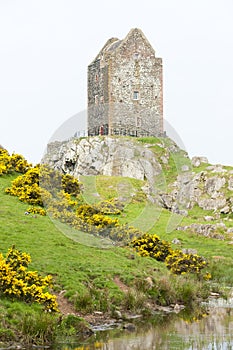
[131,233,172,261]
[27,206,47,216]
[5,165,43,205]
[0,247,58,312]
[165,250,208,275]
[131,233,209,276]
[0,148,31,175]
[5,164,81,208]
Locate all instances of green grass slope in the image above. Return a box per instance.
[0,174,166,308]
[1,151,233,345]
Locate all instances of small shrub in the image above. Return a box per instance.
[27,206,46,216]
[5,166,43,205]
[21,312,57,345]
[131,233,172,261]
[9,153,31,173]
[0,328,15,341]
[76,204,99,217]
[94,199,124,214]
[165,250,208,275]
[0,148,31,175]
[174,275,210,306]
[0,148,10,175]
[62,174,81,196]
[60,314,88,336]
[150,276,177,306]
[0,247,58,312]
[109,225,144,244]
[74,290,94,313]
[122,288,146,311]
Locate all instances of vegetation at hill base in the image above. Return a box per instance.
[0,145,233,347]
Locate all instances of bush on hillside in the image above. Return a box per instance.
[131,233,172,261]
[5,165,81,208]
[62,174,81,196]
[0,148,31,175]
[165,250,208,275]
[5,166,43,205]
[131,233,209,277]
[0,247,58,312]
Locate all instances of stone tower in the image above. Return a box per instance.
[88,28,163,137]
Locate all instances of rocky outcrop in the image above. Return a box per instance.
[43,136,233,216]
[166,170,233,214]
[43,137,163,183]
[177,223,226,240]
[191,156,208,167]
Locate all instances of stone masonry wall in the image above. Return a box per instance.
[87,29,163,137]
[109,29,163,137]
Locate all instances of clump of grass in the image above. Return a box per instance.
[57,314,90,338]
[73,286,111,314]
[20,312,57,345]
[122,288,147,311]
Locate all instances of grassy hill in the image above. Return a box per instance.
[1,142,233,346]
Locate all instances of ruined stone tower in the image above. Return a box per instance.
[88,28,163,137]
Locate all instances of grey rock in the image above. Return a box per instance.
[228,177,233,191]
[191,156,208,167]
[206,165,227,173]
[113,310,122,319]
[43,137,162,184]
[205,176,226,196]
[204,216,215,221]
[181,165,189,172]
[182,248,197,254]
[123,323,136,331]
[177,223,226,240]
[220,206,230,214]
[172,238,181,245]
[42,136,233,217]
[198,197,226,211]
[160,155,169,164]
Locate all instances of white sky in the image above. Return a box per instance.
[0,0,232,165]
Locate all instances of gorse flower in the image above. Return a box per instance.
[131,233,172,261]
[0,148,31,175]
[0,247,58,312]
[131,233,208,276]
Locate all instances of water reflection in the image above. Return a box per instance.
[56,301,233,350]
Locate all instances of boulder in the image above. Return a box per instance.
[204,176,226,196]
[181,165,189,172]
[191,156,208,167]
[204,216,215,221]
[220,206,230,214]
[172,238,181,245]
[228,177,233,191]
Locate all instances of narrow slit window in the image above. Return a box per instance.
[133,91,139,100]
[136,116,141,127]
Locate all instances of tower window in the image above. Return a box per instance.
[136,116,141,127]
[133,91,139,100]
[95,95,98,104]
[134,52,139,60]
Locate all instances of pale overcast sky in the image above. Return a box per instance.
[0,0,232,165]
